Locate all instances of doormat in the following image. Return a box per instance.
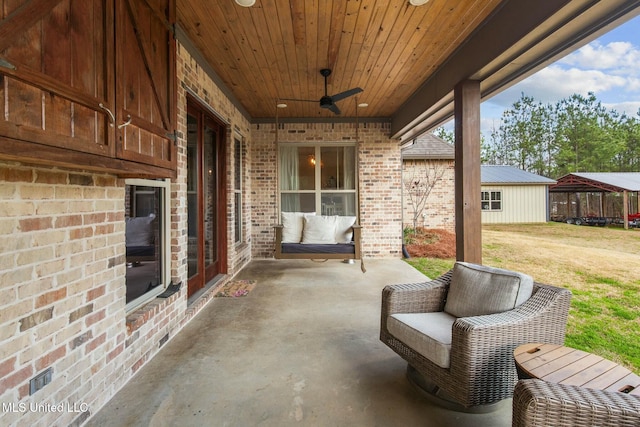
[215,279,257,297]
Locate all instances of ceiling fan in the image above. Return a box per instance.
[281,69,363,115]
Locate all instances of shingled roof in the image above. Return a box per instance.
[401,133,454,160]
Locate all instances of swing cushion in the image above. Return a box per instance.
[335,216,357,243]
[281,242,355,254]
[275,217,361,260]
[281,212,315,243]
[302,215,338,244]
[299,215,357,244]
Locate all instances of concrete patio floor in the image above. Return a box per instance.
[86,259,511,426]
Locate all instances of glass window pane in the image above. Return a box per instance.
[321,193,356,216]
[125,185,163,304]
[321,146,355,190]
[280,146,315,191]
[234,138,242,190]
[234,192,242,242]
[281,193,315,213]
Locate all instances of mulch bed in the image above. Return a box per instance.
[404,228,456,258]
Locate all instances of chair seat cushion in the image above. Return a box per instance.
[444,262,534,318]
[387,312,456,368]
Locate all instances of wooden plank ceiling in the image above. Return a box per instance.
[176,0,504,119]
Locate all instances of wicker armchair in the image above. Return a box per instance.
[380,265,572,409]
[513,379,640,427]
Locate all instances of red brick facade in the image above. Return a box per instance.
[402,159,456,232]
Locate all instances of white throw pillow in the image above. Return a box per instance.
[335,216,356,243]
[443,261,534,318]
[281,212,315,243]
[301,216,338,244]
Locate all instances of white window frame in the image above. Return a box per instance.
[124,178,171,313]
[481,190,503,211]
[278,142,357,217]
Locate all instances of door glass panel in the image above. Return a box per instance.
[187,113,199,279]
[204,124,217,268]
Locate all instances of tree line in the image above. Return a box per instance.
[436,92,640,179]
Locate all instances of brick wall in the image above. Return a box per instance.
[250,121,403,258]
[0,163,127,426]
[402,159,456,232]
[176,42,253,276]
[0,42,253,426]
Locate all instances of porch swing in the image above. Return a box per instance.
[272,97,366,273]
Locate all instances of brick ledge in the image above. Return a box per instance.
[126,290,181,335]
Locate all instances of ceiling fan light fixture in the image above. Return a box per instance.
[235,0,255,7]
[409,0,429,5]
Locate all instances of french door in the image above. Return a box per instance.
[187,100,227,298]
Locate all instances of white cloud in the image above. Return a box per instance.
[602,101,640,117]
[520,66,627,100]
[627,76,640,92]
[561,41,640,73]
[485,66,628,109]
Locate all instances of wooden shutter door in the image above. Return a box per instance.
[0,0,115,157]
[116,0,176,170]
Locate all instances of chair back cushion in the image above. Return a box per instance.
[387,312,456,368]
[444,262,534,318]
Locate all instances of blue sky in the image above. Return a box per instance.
[452,14,640,137]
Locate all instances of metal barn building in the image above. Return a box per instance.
[481,165,557,224]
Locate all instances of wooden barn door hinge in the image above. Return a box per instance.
[166,131,178,145]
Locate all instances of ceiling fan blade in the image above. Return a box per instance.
[327,103,341,115]
[330,87,363,103]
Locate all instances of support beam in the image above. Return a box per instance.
[624,190,629,230]
[454,81,482,264]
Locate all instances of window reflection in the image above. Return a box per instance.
[125,185,163,305]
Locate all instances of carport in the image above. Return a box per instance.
[549,172,640,229]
